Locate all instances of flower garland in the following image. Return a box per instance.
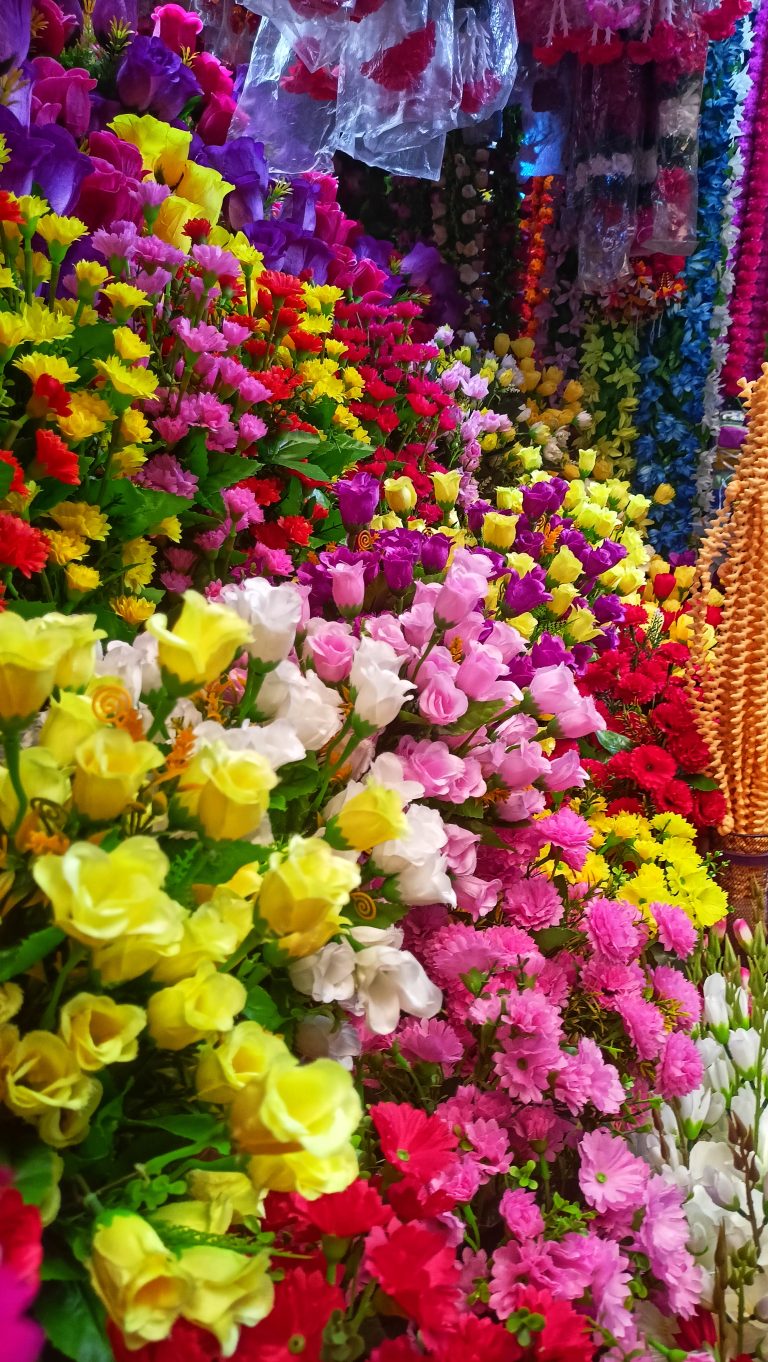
[694,8,754,527]
[722,0,768,395]
[632,21,748,554]
[579,313,642,480]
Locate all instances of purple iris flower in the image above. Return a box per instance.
[246,220,334,281]
[0,108,91,212]
[116,36,200,122]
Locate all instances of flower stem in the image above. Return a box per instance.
[3,727,27,835]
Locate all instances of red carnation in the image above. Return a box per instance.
[0,1177,42,1289]
[0,513,49,578]
[243,477,283,507]
[0,450,27,496]
[0,192,23,224]
[371,1101,458,1182]
[278,515,312,546]
[233,1267,344,1362]
[510,1287,594,1361]
[360,21,437,92]
[668,732,711,773]
[433,1312,522,1361]
[27,375,71,419]
[627,744,677,792]
[694,788,727,827]
[295,1179,389,1237]
[367,1223,461,1332]
[34,429,80,485]
[183,219,212,243]
[652,700,692,735]
[605,797,644,816]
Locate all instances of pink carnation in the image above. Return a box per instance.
[658,1031,704,1098]
[499,1188,544,1239]
[585,897,646,964]
[653,901,697,957]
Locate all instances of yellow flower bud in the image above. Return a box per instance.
[152,889,253,985]
[88,1213,190,1346]
[40,612,106,689]
[39,691,101,764]
[72,728,163,822]
[196,1021,296,1105]
[653,482,676,505]
[59,993,146,1071]
[147,590,250,689]
[565,608,601,643]
[248,1144,359,1201]
[333,782,406,851]
[148,962,246,1051]
[0,614,73,720]
[231,1058,362,1158]
[3,1028,100,1131]
[432,470,461,507]
[257,836,360,957]
[186,1169,264,1222]
[496,486,522,512]
[494,332,511,357]
[383,476,417,514]
[578,447,597,474]
[547,545,583,585]
[509,612,536,638]
[548,584,580,617]
[674,565,696,590]
[510,337,535,359]
[176,742,277,841]
[0,746,70,830]
[482,511,518,551]
[624,493,651,522]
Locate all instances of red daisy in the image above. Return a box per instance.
[233,1267,344,1362]
[627,744,677,792]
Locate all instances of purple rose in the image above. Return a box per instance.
[556,527,588,557]
[531,634,573,669]
[116,35,200,122]
[421,534,451,574]
[512,526,545,558]
[383,553,414,593]
[718,423,745,450]
[335,472,380,530]
[592,594,624,624]
[522,479,567,519]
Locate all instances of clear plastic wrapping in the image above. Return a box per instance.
[572,58,644,291]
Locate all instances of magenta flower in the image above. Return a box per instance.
[658,1031,704,1099]
[578,1130,648,1214]
[135,454,198,499]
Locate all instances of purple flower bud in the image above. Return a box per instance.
[505,569,551,613]
[116,35,200,123]
[335,472,380,530]
[592,594,624,624]
[522,479,567,519]
[421,533,451,574]
[383,553,414,593]
[531,634,573,668]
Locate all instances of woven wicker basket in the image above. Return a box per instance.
[718,832,768,926]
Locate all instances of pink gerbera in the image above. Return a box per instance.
[578,1130,649,1214]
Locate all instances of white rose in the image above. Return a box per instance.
[97,634,160,699]
[290,941,356,1004]
[218,579,302,664]
[259,662,342,750]
[350,638,414,729]
[374,805,448,873]
[396,859,456,907]
[352,937,442,1035]
[192,717,305,768]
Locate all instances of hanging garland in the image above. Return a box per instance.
[632,20,749,554]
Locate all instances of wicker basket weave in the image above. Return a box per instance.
[718,832,768,926]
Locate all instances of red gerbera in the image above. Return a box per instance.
[294,1179,389,1237]
[258,270,305,302]
[0,450,27,497]
[107,1319,219,1362]
[0,514,49,578]
[233,1267,344,1362]
[34,429,80,485]
[371,1101,458,1182]
[627,744,677,792]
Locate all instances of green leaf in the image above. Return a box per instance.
[105,482,191,539]
[64,320,116,371]
[596,729,633,754]
[10,1141,61,1211]
[193,840,268,885]
[451,699,506,734]
[40,1256,85,1283]
[7,600,58,619]
[199,455,261,502]
[35,1281,111,1362]
[151,1112,226,1141]
[243,983,284,1030]
[688,774,720,791]
[0,461,13,499]
[535,926,585,955]
[0,927,64,983]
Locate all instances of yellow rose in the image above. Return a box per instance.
[332,783,406,852]
[2,1029,100,1132]
[196,1022,295,1105]
[39,691,101,763]
[148,962,246,1051]
[33,837,187,981]
[247,1145,359,1201]
[224,862,263,899]
[257,836,360,957]
[59,993,146,1071]
[482,511,518,551]
[675,565,696,591]
[154,1199,233,1236]
[0,614,72,720]
[383,476,417,514]
[0,747,70,830]
[72,728,164,821]
[494,332,511,357]
[186,1169,265,1222]
[147,591,250,689]
[175,1246,273,1355]
[496,487,522,512]
[432,470,461,507]
[152,889,253,985]
[0,983,22,1025]
[230,1058,362,1158]
[578,448,597,474]
[565,608,601,643]
[88,1213,190,1346]
[39,612,105,689]
[176,742,277,841]
[547,545,582,585]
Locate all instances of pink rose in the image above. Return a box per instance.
[304,621,357,683]
[419,672,469,725]
[329,560,366,617]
